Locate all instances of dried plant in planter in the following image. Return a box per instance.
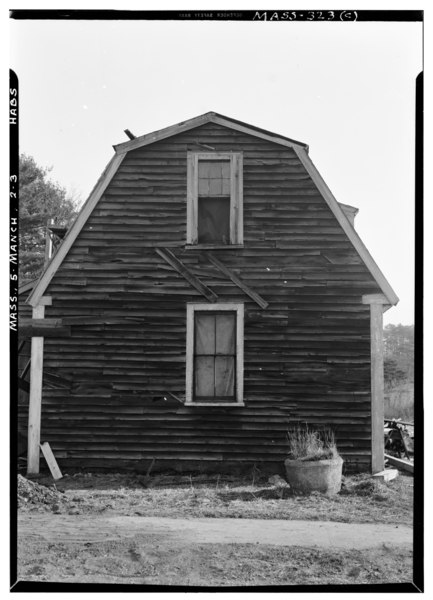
[286,426,339,462]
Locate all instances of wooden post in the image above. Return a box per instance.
[27,304,45,474]
[362,294,388,474]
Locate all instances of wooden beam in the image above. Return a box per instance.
[384,454,414,474]
[40,442,63,480]
[39,296,53,306]
[155,248,218,303]
[20,327,70,338]
[384,419,414,427]
[27,305,45,474]
[207,253,268,309]
[186,153,197,244]
[20,318,62,329]
[362,294,389,305]
[19,318,70,338]
[369,302,385,474]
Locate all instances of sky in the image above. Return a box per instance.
[9,17,422,325]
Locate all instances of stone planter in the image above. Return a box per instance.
[284,456,343,496]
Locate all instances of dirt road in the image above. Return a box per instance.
[17,514,413,585]
[19,514,412,549]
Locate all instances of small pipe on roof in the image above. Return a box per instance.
[124,129,136,140]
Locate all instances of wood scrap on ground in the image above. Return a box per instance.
[384,454,414,474]
[40,442,63,480]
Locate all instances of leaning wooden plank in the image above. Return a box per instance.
[19,319,71,338]
[20,318,63,329]
[155,248,218,302]
[40,442,63,480]
[19,326,71,338]
[384,419,414,427]
[207,253,269,309]
[384,454,414,474]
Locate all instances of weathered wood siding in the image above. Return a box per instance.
[20,122,382,472]
[18,288,33,426]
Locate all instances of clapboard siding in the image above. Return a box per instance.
[19,122,382,472]
[18,288,33,415]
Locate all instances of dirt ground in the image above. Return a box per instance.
[18,531,412,586]
[15,471,414,587]
[18,470,414,524]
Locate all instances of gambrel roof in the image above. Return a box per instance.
[27,112,399,307]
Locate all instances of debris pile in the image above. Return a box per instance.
[18,474,65,509]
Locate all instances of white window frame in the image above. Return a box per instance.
[185,302,244,406]
[186,152,243,247]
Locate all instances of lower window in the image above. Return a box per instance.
[186,303,244,406]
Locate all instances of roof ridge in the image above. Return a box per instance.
[113,112,308,154]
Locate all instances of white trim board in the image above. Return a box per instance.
[185,302,244,406]
[186,151,243,246]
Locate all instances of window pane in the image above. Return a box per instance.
[195,314,215,355]
[195,356,215,397]
[198,197,230,244]
[198,160,230,197]
[215,356,235,397]
[215,313,235,354]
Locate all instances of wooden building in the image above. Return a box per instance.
[19,112,398,475]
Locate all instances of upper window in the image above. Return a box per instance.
[185,303,244,406]
[187,152,243,246]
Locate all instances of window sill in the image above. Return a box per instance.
[185,244,244,250]
[184,402,245,407]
